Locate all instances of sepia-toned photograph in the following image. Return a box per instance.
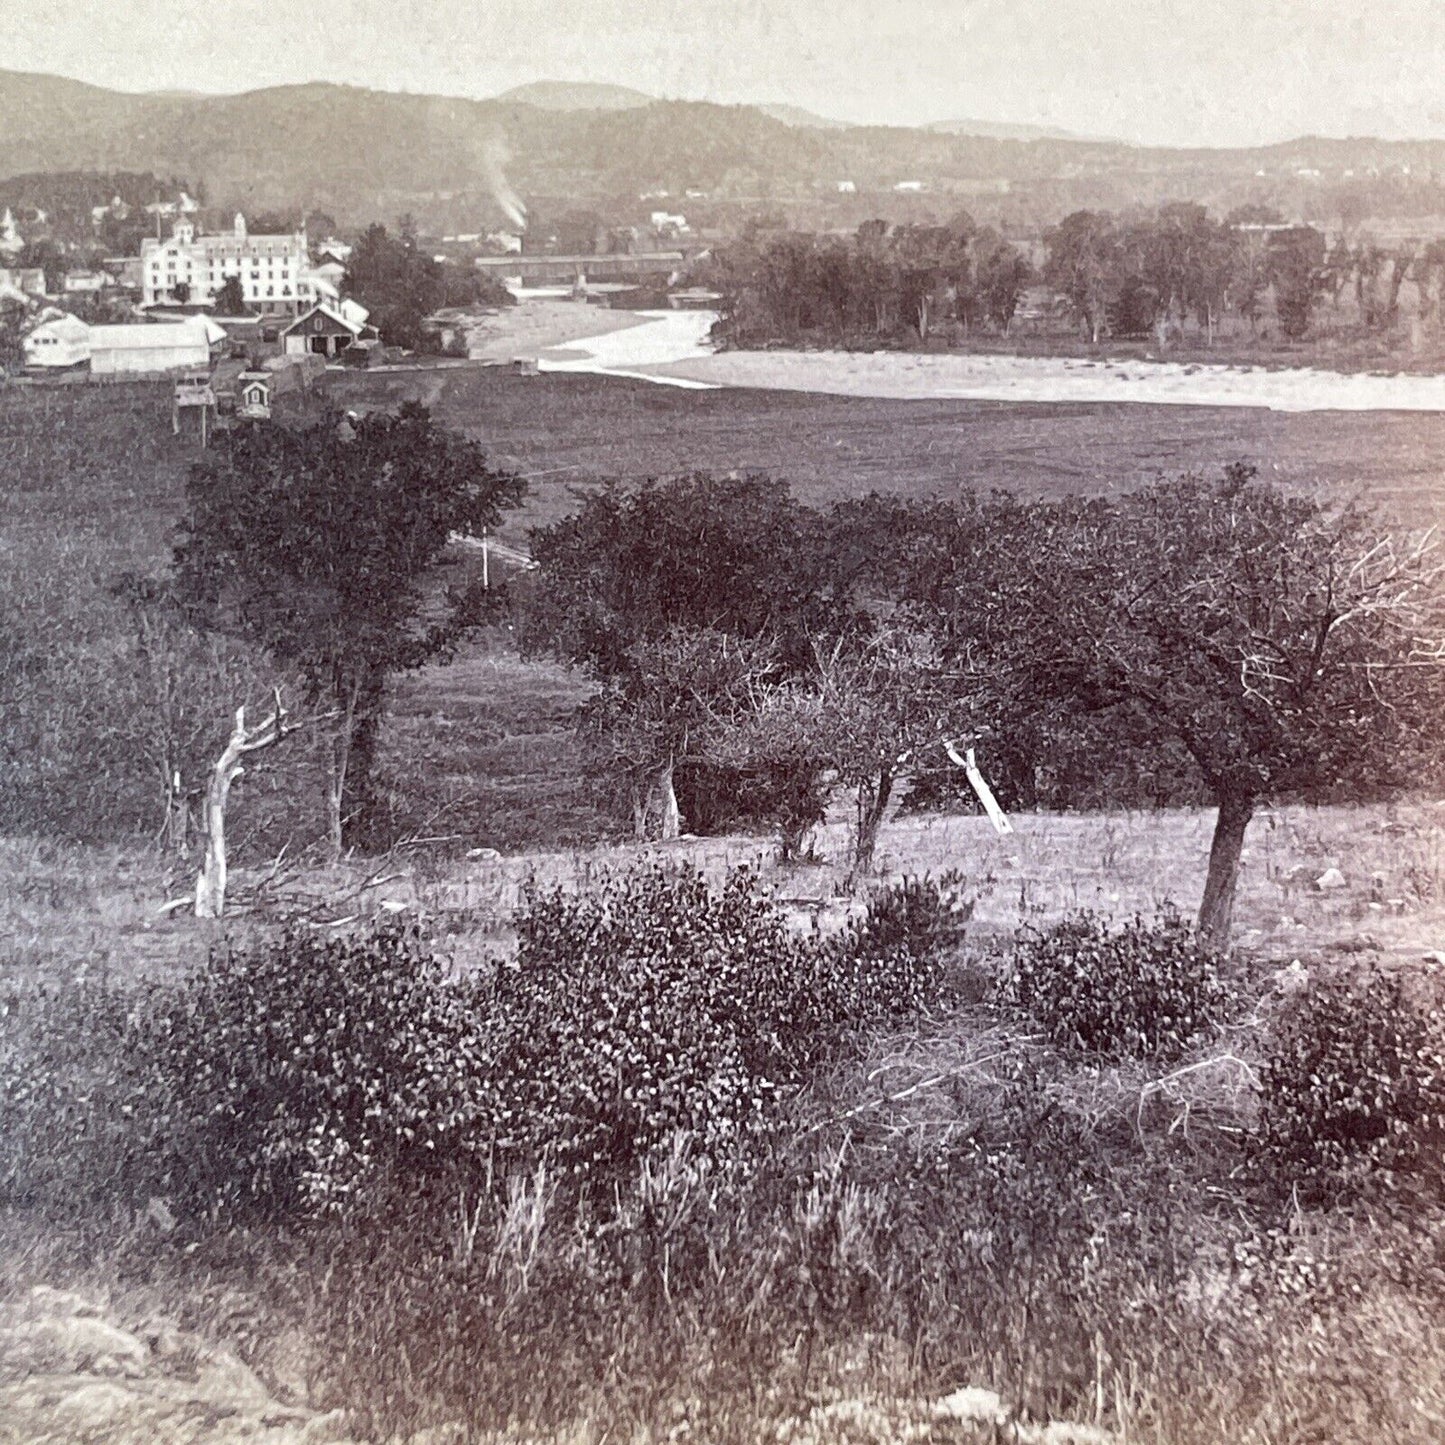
[5,3,1445,1441]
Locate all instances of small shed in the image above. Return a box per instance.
[236,371,272,418]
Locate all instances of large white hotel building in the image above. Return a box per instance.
[141,214,333,314]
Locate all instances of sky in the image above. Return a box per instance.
[9,0,1445,149]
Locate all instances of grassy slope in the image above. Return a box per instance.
[5,802,1445,1441]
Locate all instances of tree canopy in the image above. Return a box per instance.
[342,220,512,349]
[173,403,525,855]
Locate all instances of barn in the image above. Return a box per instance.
[281,303,378,359]
[89,318,224,376]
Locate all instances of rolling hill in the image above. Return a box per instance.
[493,80,653,111]
[4,68,1445,232]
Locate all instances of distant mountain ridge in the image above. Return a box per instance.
[755,103,850,130]
[494,80,653,111]
[926,117,1122,144]
[3,68,1444,230]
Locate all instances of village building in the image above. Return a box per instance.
[0,267,47,298]
[89,317,225,376]
[312,238,353,265]
[21,312,92,369]
[141,214,318,314]
[62,270,111,296]
[0,209,24,257]
[143,192,201,220]
[279,301,378,358]
[236,371,273,417]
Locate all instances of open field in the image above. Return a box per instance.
[324,363,1445,538]
[8,371,1445,856]
[7,798,1443,985]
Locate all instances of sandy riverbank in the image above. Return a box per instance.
[486,302,1445,411]
[466,298,650,364]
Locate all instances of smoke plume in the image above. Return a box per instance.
[482,136,527,232]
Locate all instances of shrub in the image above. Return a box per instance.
[3,864,955,1225]
[1257,968,1445,1200]
[0,978,140,1214]
[849,870,973,959]
[0,927,492,1222]
[495,863,950,1175]
[997,908,1229,1061]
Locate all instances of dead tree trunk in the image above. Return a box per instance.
[322,676,365,865]
[1197,791,1254,946]
[195,696,288,919]
[653,759,681,840]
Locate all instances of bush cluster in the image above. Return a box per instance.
[1257,969,1445,1200]
[997,908,1229,1061]
[494,865,952,1175]
[1,865,957,1224]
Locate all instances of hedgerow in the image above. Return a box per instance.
[0,865,957,1224]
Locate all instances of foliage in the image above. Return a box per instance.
[1043,209,1119,342]
[849,869,973,958]
[0,865,955,1225]
[997,909,1230,1061]
[173,402,525,852]
[523,473,841,676]
[1266,226,1329,339]
[724,626,956,874]
[523,474,861,837]
[577,627,780,835]
[907,468,1445,938]
[342,219,510,349]
[1258,969,1445,1200]
[213,275,250,316]
[494,864,949,1173]
[0,299,27,373]
[709,217,1032,348]
[0,926,489,1221]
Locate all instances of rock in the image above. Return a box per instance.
[1028,1421,1115,1445]
[405,1427,469,1445]
[1314,867,1348,891]
[144,1195,178,1234]
[300,1407,356,1442]
[22,1285,104,1320]
[1021,1425,1116,1445]
[1270,959,1309,995]
[193,1344,276,1410]
[139,1316,185,1360]
[53,1379,141,1423]
[0,1314,150,1378]
[465,847,501,861]
[935,1385,1008,1424]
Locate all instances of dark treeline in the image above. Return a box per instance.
[709,213,1033,347]
[342,218,513,350]
[711,201,1445,349]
